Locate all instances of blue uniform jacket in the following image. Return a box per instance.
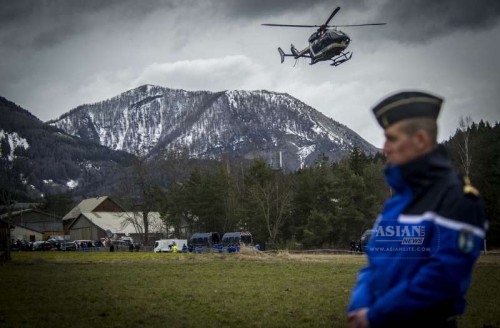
[348,146,487,327]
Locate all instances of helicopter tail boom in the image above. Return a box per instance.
[277,43,313,64]
[277,47,298,63]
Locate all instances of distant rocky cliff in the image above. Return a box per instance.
[49,85,377,170]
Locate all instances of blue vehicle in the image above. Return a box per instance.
[188,232,221,253]
[221,231,253,248]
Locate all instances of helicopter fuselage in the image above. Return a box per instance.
[263,5,384,67]
[308,29,350,63]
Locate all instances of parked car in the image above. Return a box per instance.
[47,236,65,250]
[110,240,132,251]
[31,241,53,251]
[60,242,77,251]
[360,229,374,252]
[74,240,95,250]
[13,240,31,251]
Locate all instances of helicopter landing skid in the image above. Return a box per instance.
[331,51,352,66]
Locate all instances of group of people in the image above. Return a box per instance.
[168,242,189,253]
[128,242,141,252]
[346,91,487,327]
[350,240,362,252]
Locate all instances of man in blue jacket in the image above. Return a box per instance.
[347,91,487,328]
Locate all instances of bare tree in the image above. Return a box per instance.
[457,116,473,177]
[120,211,167,236]
[264,174,292,244]
[116,157,164,245]
[247,161,292,244]
[119,212,145,234]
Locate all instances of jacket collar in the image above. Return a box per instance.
[384,145,452,194]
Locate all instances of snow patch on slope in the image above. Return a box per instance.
[0,129,29,161]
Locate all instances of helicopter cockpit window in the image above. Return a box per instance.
[327,30,342,38]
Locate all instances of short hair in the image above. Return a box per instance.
[400,118,438,145]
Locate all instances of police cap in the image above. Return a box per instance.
[372,91,443,128]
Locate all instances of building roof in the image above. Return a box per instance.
[72,212,164,235]
[0,208,59,220]
[0,202,41,212]
[63,196,121,221]
[11,222,43,234]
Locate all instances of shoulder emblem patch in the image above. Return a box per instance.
[458,229,475,254]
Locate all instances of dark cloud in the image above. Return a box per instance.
[222,0,372,20]
[3,0,498,50]
[221,0,500,44]
[223,0,328,18]
[374,0,500,43]
[0,0,169,49]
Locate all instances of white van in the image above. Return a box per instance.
[153,239,188,253]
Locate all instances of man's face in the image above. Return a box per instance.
[383,121,422,166]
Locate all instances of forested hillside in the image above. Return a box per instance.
[112,149,389,249]
[111,121,500,248]
[0,96,135,202]
[444,120,500,247]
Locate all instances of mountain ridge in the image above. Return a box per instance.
[0,96,135,201]
[48,84,377,170]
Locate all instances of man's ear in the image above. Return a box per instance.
[413,130,431,151]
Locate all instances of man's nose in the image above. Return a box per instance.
[383,141,393,156]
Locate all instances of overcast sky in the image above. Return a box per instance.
[1,0,499,147]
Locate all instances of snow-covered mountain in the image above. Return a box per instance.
[0,96,135,199]
[49,85,377,170]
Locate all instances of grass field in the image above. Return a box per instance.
[0,250,499,328]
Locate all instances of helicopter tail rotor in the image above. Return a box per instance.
[277,47,295,63]
[278,47,285,63]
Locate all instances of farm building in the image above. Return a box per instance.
[63,196,190,245]
[62,196,124,232]
[10,224,43,243]
[68,212,166,245]
[0,209,63,240]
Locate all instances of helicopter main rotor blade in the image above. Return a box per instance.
[323,6,341,27]
[261,23,320,28]
[328,23,387,27]
[262,22,387,28]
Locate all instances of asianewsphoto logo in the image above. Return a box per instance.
[375,225,426,245]
[364,219,440,259]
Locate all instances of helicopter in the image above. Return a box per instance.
[262,6,386,67]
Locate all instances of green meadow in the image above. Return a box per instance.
[0,251,499,328]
